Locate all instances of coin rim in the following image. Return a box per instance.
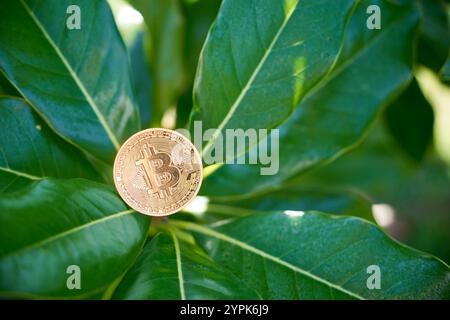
[113,128,203,216]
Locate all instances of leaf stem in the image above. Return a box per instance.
[169,228,186,300]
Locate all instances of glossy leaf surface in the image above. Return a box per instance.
[113,233,259,299]
[0,0,140,162]
[0,179,150,298]
[201,0,419,196]
[175,212,450,299]
[192,0,357,159]
[0,97,101,192]
[207,185,374,222]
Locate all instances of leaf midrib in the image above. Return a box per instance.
[19,0,120,151]
[201,1,299,157]
[172,220,365,300]
[0,166,42,180]
[0,209,135,261]
[169,230,186,300]
[202,7,415,197]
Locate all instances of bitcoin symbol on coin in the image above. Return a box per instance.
[113,128,202,216]
[135,144,180,199]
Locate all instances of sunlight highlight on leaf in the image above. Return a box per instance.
[184,196,209,216]
[117,5,143,25]
[284,210,305,217]
[372,203,396,228]
[416,67,450,165]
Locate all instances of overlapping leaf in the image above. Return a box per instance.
[201,0,419,196]
[0,0,447,302]
[174,212,450,299]
[191,0,357,160]
[0,0,140,162]
[0,179,150,298]
[205,185,374,222]
[0,97,101,193]
[301,121,450,263]
[113,233,259,299]
[300,123,415,200]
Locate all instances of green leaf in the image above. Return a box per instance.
[0,171,32,194]
[440,55,450,81]
[201,0,419,197]
[0,97,101,192]
[416,0,449,72]
[191,0,357,160]
[113,232,259,299]
[300,123,415,200]
[0,0,140,163]
[384,78,434,162]
[0,179,150,299]
[130,32,153,128]
[300,121,450,264]
[173,212,450,299]
[205,185,374,222]
[130,0,186,124]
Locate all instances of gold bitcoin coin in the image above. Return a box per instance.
[113,128,202,216]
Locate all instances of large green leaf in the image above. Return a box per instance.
[201,0,419,197]
[130,0,186,124]
[191,0,357,160]
[301,121,450,264]
[384,78,434,162]
[0,179,150,298]
[0,0,140,163]
[205,185,374,222]
[300,123,414,200]
[113,232,259,299]
[0,97,101,193]
[173,212,450,299]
